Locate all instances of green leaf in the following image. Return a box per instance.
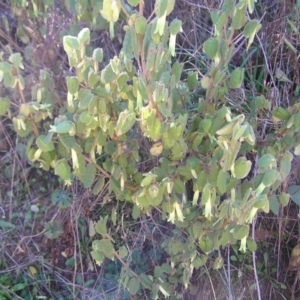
[55,159,71,181]
[247,0,255,13]
[279,151,292,181]
[166,0,176,15]
[161,263,172,274]
[247,238,257,252]
[135,16,147,34]
[289,185,300,206]
[115,110,136,136]
[213,256,224,269]
[95,216,108,235]
[149,117,162,141]
[233,157,251,179]
[187,71,198,89]
[0,61,12,73]
[257,154,276,168]
[222,0,235,13]
[123,27,138,59]
[128,277,140,295]
[262,169,279,187]
[44,221,63,239]
[141,175,154,187]
[128,0,139,6]
[170,19,182,35]
[92,176,105,195]
[232,7,246,30]
[269,195,279,215]
[209,10,219,25]
[58,133,76,149]
[140,273,153,289]
[0,97,10,116]
[101,64,117,83]
[132,205,140,219]
[272,107,291,121]
[119,246,128,258]
[201,76,211,89]
[98,239,114,259]
[78,27,90,45]
[79,111,92,124]
[51,121,73,134]
[92,48,103,62]
[201,184,211,204]
[78,89,94,109]
[203,38,218,59]
[9,53,23,68]
[202,118,212,134]
[83,164,96,188]
[192,255,207,269]
[230,68,244,89]
[243,20,260,37]
[91,250,104,265]
[187,156,200,169]
[199,237,214,254]
[233,225,249,240]
[155,0,168,17]
[67,76,79,95]
[11,283,26,292]
[217,170,229,194]
[63,36,80,52]
[279,192,290,207]
[51,190,72,209]
[0,220,15,229]
[36,135,55,152]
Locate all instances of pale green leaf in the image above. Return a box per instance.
[93,48,103,63]
[243,20,260,38]
[128,0,139,6]
[203,38,218,59]
[83,164,96,188]
[119,246,128,258]
[67,76,79,95]
[95,217,108,235]
[36,135,55,152]
[0,97,10,116]
[233,157,251,179]
[169,19,182,35]
[230,68,244,89]
[115,110,136,136]
[92,176,105,195]
[135,16,147,34]
[78,28,90,45]
[63,36,80,52]
[55,159,71,181]
[128,277,140,295]
[233,225,249,240]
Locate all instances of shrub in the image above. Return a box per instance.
[1,0,299,298]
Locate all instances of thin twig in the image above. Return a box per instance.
[227,245,233,300]
[252,218,262,300]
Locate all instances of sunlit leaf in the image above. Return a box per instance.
[78,27,90,45]
[63,36,80,52]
